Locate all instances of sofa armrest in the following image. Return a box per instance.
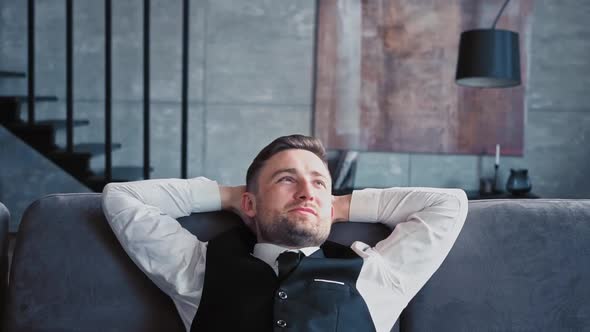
[0,202,10,323]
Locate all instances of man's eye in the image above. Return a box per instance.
[279,176,295,183]
[315,180,326,188]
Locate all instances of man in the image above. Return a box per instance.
[102,134,468,332]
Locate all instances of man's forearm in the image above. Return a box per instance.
[332,194,352,222]
[219,185,246,212]
[103,178,221,219]
[348,187,467,227]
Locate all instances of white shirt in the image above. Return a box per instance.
[102,177,468,332]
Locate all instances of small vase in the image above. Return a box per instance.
[506,168,532,195]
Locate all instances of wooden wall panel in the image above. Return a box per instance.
[314,0,533,156]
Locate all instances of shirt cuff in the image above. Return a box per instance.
[188,177,222,213]
[348,188,382,223]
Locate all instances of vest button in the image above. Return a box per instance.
[276,320,287,328]
[278,290,288,300]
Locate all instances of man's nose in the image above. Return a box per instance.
[295,181,315,201]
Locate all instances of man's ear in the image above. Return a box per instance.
[241,192,257,233]
[241,192,257,218]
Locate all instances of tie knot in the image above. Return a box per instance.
[277,251,303,280]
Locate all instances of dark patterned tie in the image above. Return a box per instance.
[277,251,303,281]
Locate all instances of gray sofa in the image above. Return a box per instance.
[3,193,590,331]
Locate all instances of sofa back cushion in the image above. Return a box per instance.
[403,199,590,332]
[5,193,185,331]
[4,193,399,332]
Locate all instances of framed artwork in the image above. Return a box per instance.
[314,0,533,156]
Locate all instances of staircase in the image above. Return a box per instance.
[1,0,196,193]
[0,72,150,192]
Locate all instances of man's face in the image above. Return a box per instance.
[246,149,333,248]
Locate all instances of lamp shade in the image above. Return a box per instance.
[455,29,521,88]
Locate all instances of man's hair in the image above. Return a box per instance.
[246,134,327,192]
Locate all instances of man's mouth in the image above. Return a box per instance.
[289,207,317,216]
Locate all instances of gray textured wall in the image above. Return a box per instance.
[1,0,589,229]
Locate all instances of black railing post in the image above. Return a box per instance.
[66,0,74,152]
[181,0,189,179]
[143,0,151,179]
[27,0,35,124]
[105,0,112,182]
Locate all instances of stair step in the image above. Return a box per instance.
[36,119,90,129]
[47,150,93,177]
[0,107,20,123]
[0,96,59,116]
[4,123,57,152]
[48,149,92,158]
[4,122,53,132]
[0,71,26,78]
[0,95,59,103]
[74,142,122,155]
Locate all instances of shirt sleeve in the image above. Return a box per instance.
[348,187,468,330]
[101,177,222,331]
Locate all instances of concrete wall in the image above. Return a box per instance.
[1,0,589,228]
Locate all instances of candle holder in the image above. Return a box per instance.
[493,164,500,193]
[478,147,503,195]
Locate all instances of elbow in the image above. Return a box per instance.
[101,183,123,222]
[434,188,468,221]
[456,188,468,209]
[446,188,468,226]
[450,188,468,208]
[101,183,115,208]
[102,182,120,196]
[102,182,128,203]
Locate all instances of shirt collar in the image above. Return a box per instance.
[253,242,320,267]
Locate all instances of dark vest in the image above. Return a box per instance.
[190,226,376,332]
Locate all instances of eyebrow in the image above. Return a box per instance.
[270,168,328,181]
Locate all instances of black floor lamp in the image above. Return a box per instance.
[455,0,521,88]
[456,0,523,194]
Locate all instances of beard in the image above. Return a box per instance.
[257,210,331,248]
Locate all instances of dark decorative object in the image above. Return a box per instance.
[456,0,521,88]
[506,168,532,195]
[479,178,495,195]
[327,150,358,195]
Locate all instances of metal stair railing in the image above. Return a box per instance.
[15,0,197,190]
